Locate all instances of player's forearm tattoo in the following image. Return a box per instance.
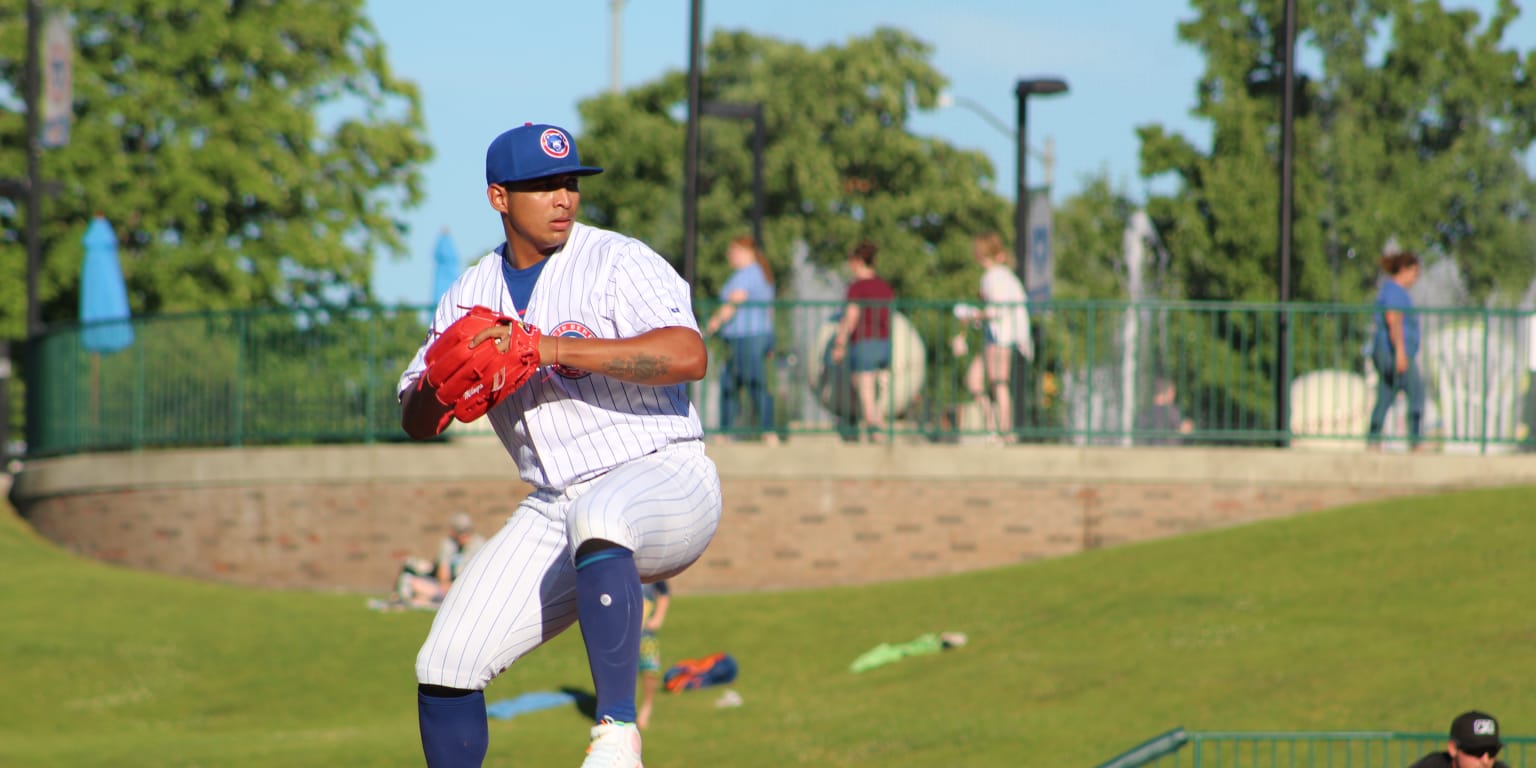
[601,353,671,381]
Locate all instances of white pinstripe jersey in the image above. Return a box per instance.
[398,222,704,490]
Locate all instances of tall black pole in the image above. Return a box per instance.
[681,0,702,289]
[1011,83,1033,438]
[1013,86,1030,291]
[0,342,9,467]
[7,0,44,468]
[1276,0,1296,445]
[25,0,43,337]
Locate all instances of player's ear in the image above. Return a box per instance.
[487,184,511,214]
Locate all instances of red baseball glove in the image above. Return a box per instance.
[420,305,541,432]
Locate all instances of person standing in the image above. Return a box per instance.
[634,579,671,730]
[830,241,895,443]
[1407,711,1508,768]
[397,122,721,768]
[703,236,778,445]
[950,232,1033,442]
[1367,249,1425,452]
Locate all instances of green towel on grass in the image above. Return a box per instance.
[849,632,967,673]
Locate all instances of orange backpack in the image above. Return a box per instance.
[662,652,738,693]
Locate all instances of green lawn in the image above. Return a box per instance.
[2,486,1532,767]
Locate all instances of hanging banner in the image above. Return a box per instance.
[1024,188,1054,304]
[41,12,75,149]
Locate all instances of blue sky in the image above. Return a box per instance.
[365,1,1532,305]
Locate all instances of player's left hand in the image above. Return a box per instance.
[421,306,542,429]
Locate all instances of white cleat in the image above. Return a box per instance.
[581,717,643,768]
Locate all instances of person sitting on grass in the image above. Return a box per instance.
[378,512,486,611]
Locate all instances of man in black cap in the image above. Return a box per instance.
[1409,711,1508,768]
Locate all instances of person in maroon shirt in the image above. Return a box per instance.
[830,241,895,442]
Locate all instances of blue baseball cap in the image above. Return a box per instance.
[485,123,603,186]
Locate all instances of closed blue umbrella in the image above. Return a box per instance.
[80,215,133,353]
[432,229,460,307]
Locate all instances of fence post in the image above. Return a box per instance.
[1481,307,1491,455]
[1086,303,1097,441]
[1281,305,1294,445]
[232,312,245,447]
[886,309,898,444]
[364,309,377,445]
[132,328,144,449]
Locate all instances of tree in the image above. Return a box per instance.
[1139,0,1536,306]
[573,27,1013,303]
[0,0,431,340]
[1132,0,1536,438]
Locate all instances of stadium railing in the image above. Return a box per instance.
[22,300,1535,457]
[1098,728,1536,768]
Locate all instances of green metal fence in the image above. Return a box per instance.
[23,300,1536,457]
[26,306,427,454]
[1098,728,1536,768]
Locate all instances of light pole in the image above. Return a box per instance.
[1276,0,1297,446]
[2,0,46,467]
[1013,77,1068,294]
[682,0,702,288]
[1010,78,1067,438]
[608,0,626,94]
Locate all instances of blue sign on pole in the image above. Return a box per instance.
[1024,191,1054,304]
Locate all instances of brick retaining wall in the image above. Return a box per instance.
[11,437,1535,594]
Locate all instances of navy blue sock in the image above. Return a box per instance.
[575,546,641,724]
[418,686,488,767]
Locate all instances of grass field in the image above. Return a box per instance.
[2,485,1533,767]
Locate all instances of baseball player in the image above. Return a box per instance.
[398,122,722,768]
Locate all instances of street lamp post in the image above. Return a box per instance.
[682,0,703,288]
[608,0,626,94]
[1013,77,1068,294]
[1010,78,1067,439]
[2,0,47,467]
[1276,0,1297,446]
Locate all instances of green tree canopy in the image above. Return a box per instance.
[573,27,1014,302]
[1139,0,1536,305]
[0,0,431,338]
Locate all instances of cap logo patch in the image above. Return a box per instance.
[541,128,571,159]
[1474,719,1497,735]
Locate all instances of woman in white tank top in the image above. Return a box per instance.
[951,232,1033,442]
